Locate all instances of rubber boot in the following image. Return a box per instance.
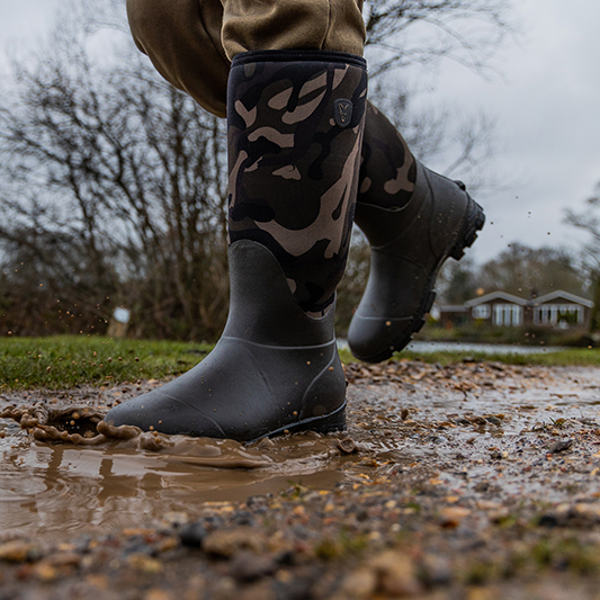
[105,240,347,440]
[105,50,367,440]
[348,104,485,363]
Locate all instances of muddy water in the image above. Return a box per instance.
[2,362,600,541]
[0,433,357,539]
[0,412,365,540]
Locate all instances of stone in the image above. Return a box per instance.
[179,522,206,548]
[229,551,277,582]
[369,550,421,596]
[339,567,377,598]
[439,507,472,528]
[550,439,573,454]
[0,540,38,563]
[127,553,163,574]
[203,528,265,558]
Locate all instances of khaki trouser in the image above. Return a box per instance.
[126,0,366,117]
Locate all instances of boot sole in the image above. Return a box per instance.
[360,196,485,363]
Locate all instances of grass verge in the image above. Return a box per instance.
[396,347,600,367]
[1,336,600,391]
[0,336,211,391]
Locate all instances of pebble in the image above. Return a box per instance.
[336,438,357,454]
[127,553,164,574]
[572,502,600,523]
[144,590,174,600]
[439,507,472,527]
[203,528,266,557]
[178,521,206,548]
[45,552,82,568]
[33,562,58,582]
[550,439,573,453]
[420,554,452,585]
[156,537,179,554]
[0,540,39,563]
[538,514,560,528]
[369,550,421,596]
[229,550,277,582]
[123,536,155,557]
[211,576,236,599]
[338,567,377,599]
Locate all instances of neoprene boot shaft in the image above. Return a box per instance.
[227,49,367,314]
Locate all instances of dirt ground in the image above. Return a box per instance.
[2,359,600,599]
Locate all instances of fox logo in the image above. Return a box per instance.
[334,99,353,128]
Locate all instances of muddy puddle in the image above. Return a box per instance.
[0,429,358,540]
[2,361,600,541]
[0,407,368,540]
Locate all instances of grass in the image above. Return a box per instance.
[340,345,600,367]
[397,347,600,367]
[1,336,600,391]
[0,335,211,391]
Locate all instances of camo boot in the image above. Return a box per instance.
[105,49,367,440]
[348,103,485,363]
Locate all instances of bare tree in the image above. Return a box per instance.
[476,242,587,299]
[564,183,600,332]
[0,14,229,339]
[364,0,516,78]
[368,81,500,195]
[436,256,479,304]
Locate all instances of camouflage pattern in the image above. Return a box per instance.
[358,102,417,211]
[227,50,367,315]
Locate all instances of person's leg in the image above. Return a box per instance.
[125,0,230,117]
[227,50,367,315]
[125,0,365,117]
[120,0,484,373]
[106,0,367,439]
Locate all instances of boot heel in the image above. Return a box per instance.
[261,401,347,440]
[298,402,347,433]
[312,403,347,434]
[450,198,485,260]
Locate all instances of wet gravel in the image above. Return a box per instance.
[2,360,600,598]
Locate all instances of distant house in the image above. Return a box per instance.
[435,290,593,329]
[531,291,593,328]
[464,291,530,327]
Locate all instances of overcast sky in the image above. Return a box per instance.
[1,0,599,264]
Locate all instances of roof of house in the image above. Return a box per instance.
[436,289,594,313]
[464,290,529,308]
[530,290,594,308]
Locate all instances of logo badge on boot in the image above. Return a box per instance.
[334,99,353,128]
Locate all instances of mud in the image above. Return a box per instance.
[2,361,600,540]
[2,360,600,598]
